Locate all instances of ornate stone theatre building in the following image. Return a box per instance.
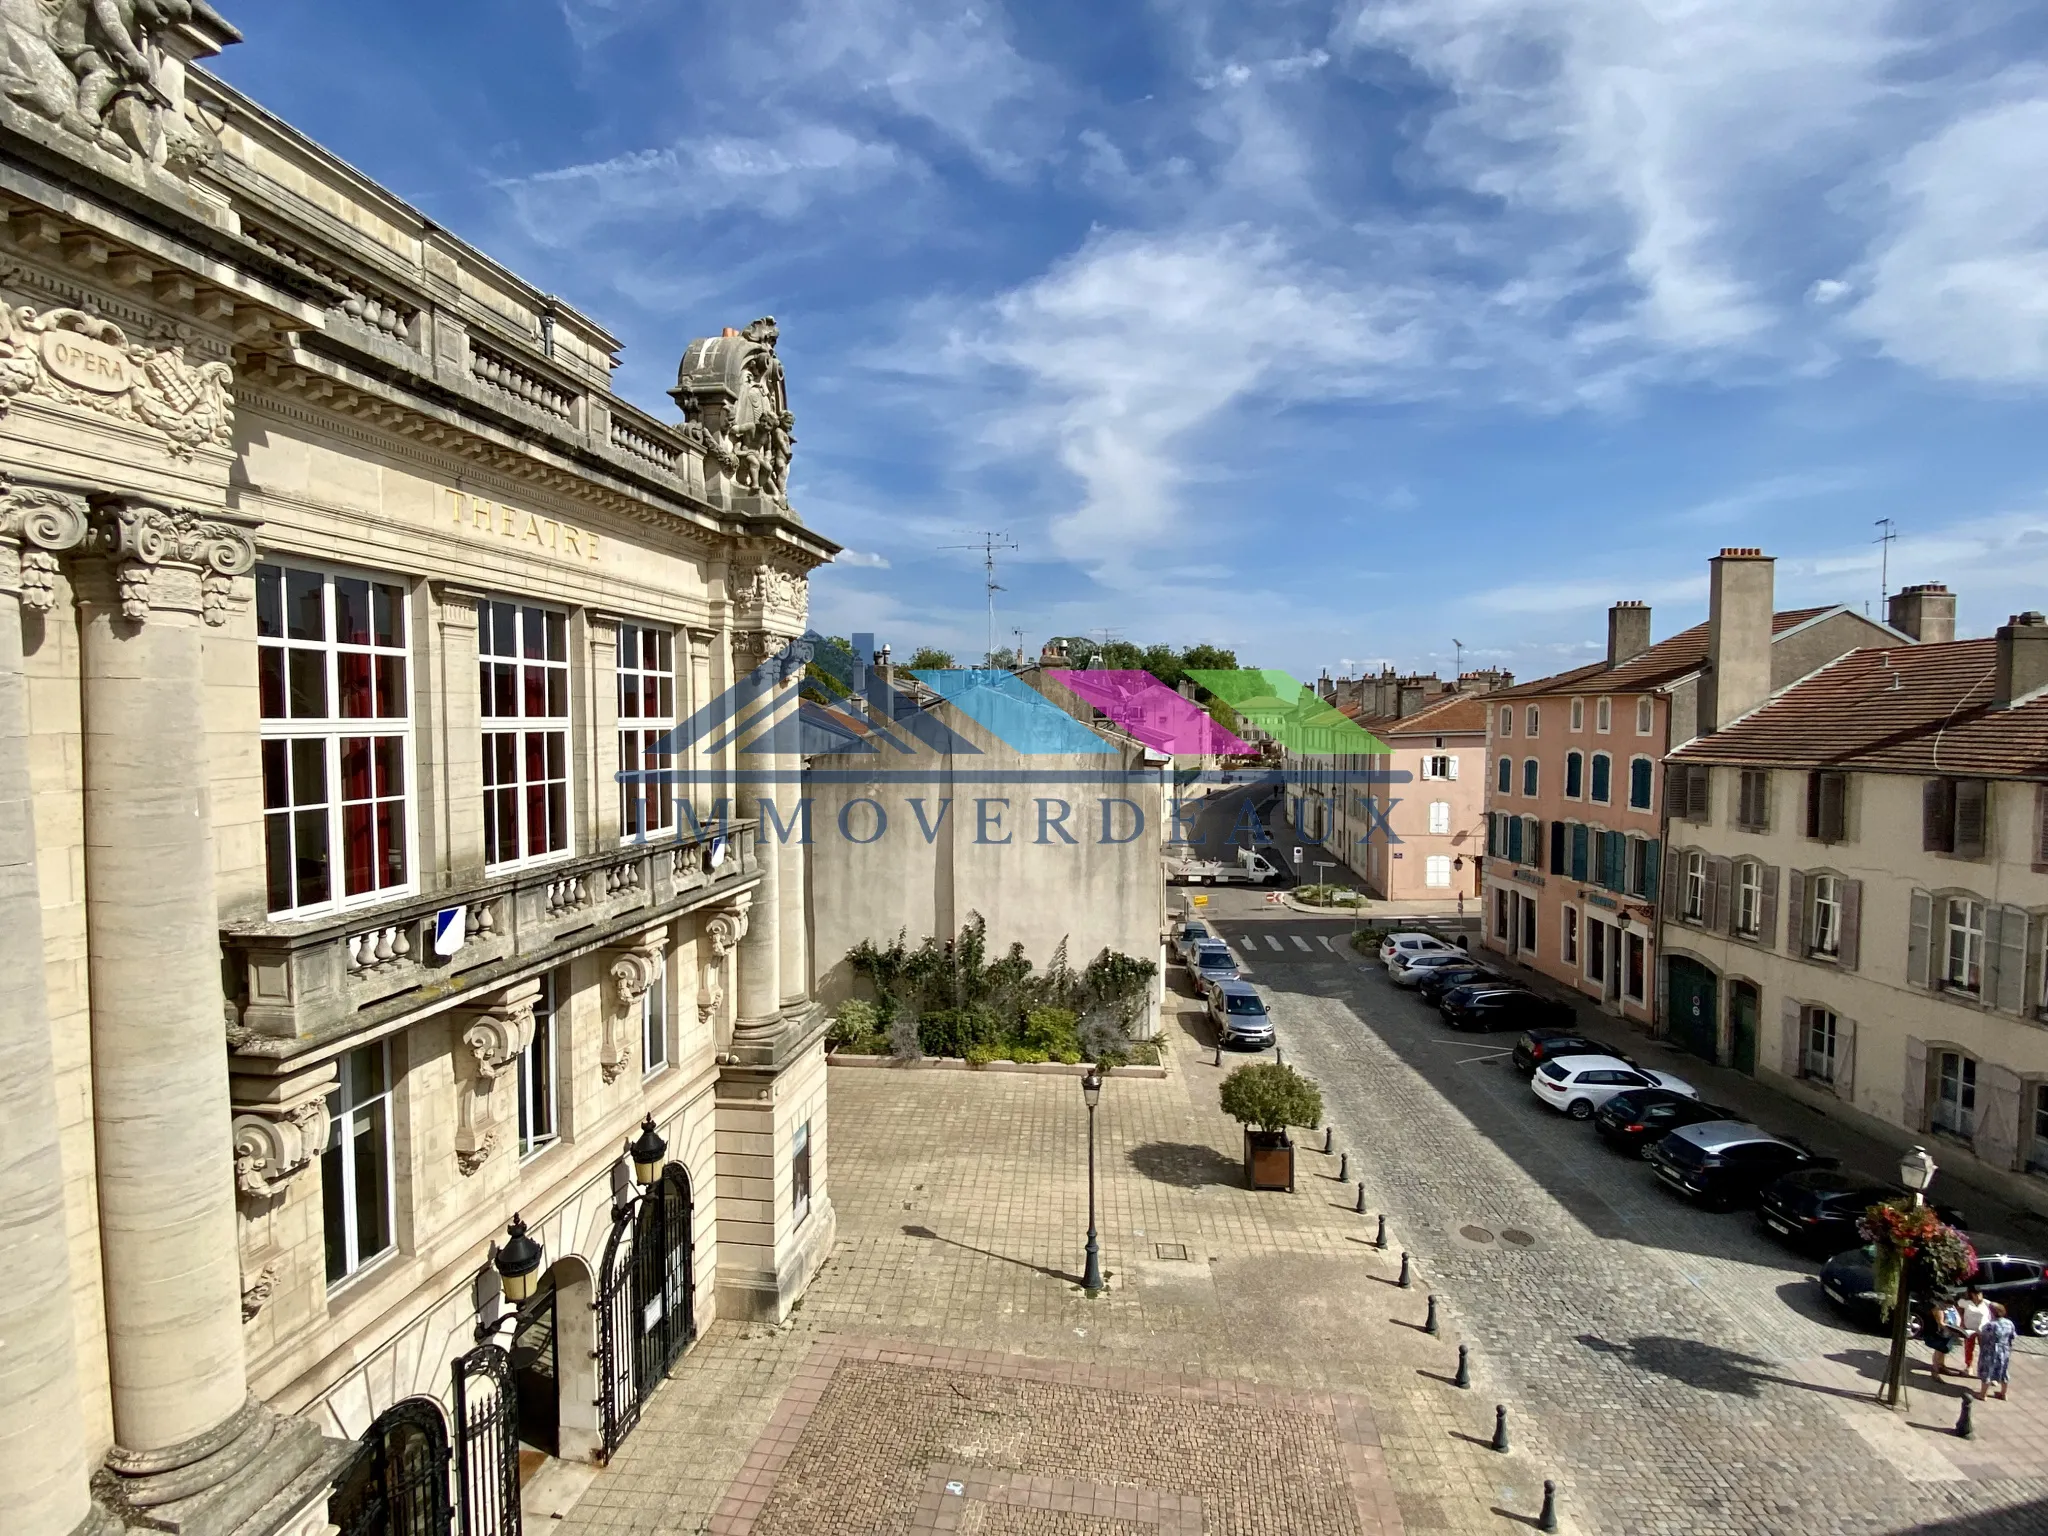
[0,9,838,1536]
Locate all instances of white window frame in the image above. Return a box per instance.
[257,561,417,918]
[1944,896,1985,992]
[1425,854,1452,887]
[1570,697,1584,732]
[642,952,669,1077]
[323,1040,397,1288]
[1423,753,1455,781]
[1804,1008,1837,1083]
[1735,861,1761,936]
[1498,705,1514,737]
[481,597,574,871]
[618,622,678,842]
[1635,696,1653,735]
[518,971,562,1159]
[1812,875,1843,956]
[1933,1050,1977,1138]
[1595,697,1612,734]
[1562,905,1579,966]
[1627,835,1653,898]
[1525,704,1540,737]
[1683,850,1706,922]
[1428,800,1451,835]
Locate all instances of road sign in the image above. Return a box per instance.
[1192,894,1209,907]
[1293,846,1303,863]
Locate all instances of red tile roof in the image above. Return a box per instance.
[1377,693,1490,737]
[1671,639,2048,778]
[1493,608,1838,698]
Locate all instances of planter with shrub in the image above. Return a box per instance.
[1219,1062,1323,1192]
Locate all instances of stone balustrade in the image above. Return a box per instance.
[222,821,758,1056]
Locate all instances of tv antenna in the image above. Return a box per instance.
[1453,638,1466,678]
[1012,627,1026,668]
[941,531,1018,666]
[1874,519,1896,611]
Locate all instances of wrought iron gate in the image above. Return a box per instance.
[596,1162,695,1458]
[328,1398,453,1536]
[453,1345,521,1536]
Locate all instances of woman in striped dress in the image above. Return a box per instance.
[1976,1302,2016,1402]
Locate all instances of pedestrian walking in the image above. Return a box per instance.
[1977,1303,2017,1402]
[1958,1288,1990,1373]
[1922,1297,1960,1377]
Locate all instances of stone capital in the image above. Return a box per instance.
[0,477,90,609]
[83,498,258,626]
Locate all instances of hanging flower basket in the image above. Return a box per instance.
[1858,1198,1977,1317]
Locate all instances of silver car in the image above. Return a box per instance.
[1191,940,1240,988]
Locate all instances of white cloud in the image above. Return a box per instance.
[1848,87,2048,383]
[834,549,892,568]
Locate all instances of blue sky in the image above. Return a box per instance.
[215,1,2048,683]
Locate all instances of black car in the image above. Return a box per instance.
[1645,1120,1832,1210]
[1592,1089,1735,1157]
[1416,965,1520,1006]
[1820,1248,2048,1337]
[1512,1028,1624,1076]
[1756,1171,1969,1255]
[1440,987,1575,1033]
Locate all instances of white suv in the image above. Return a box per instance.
[1378,932,1456,969]
[1530,1055,1696,1120]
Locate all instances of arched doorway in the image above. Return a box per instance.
[1666,955,1718,1063]
[596,1162,696,1459]
[329,1397,453,1536]
[508,1272,558,1469]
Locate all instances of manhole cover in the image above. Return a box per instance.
[1500,1228,1536,1247]
[1155,1242,1190,1261]
[1458,1225,1495,1243]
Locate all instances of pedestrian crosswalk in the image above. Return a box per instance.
[1222,931,1343,961]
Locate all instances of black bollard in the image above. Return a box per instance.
[1214,1041,1223,1067]
[1957,1396,1975,1439]
[1424,1294,1439,1334]
[1276,1046,1284,1067]
[1339,1151,1350,1182]
[1398,1251,1413,1288]
[1374,1213,1388,1249]
[1323,1125,1334,1154]
[1355,1181,1367,1214]
[1454,1344,1471,1388]
[1538,1480,1558,1533]
[1491,1404,1509,1454]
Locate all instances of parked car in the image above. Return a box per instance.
[1530,1055,1697,1120]
[1379,931,1457,969]
[1760,1172,1970,1256]
[1416,964,1520,1006]
[1207,979,1275,1049]
[1190,940,1241,989]
[1511,1028,1625,1076]
[1440,987,1575,1033]
[1389,950,1480,988]
[1593,1089,1736,1157]
[1646,1121,1832,1210]
[1819,1247,2048,1336]
[1173,920,1214,966]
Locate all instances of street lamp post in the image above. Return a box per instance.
[1878,1145,1939,1408]
[1082,1067,1104,1296]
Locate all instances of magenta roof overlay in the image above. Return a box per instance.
[1048,671,1255,756]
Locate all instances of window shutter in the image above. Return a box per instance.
[1819,773,1847,843]
[1978,1063,2025,1170]
[1704,856,1728,932]
[1785,869,1806,952]
[2029,914,2046,1019]
[1663,762,1687,815]
[1526,818,1542,868]
[1992,905,2028,1013]
[1757,864,1779,949]
[1837,879,1862,971]
[1507,816,1523,863]
[1550,820,1566,875]
[1643,839,1661,906]
[1806,772,1821,839]
[1906,888,1932,987]
[1954,778,1987,858]
[1660,840,1684,916]
[1780,998,1803,1078]
[1447,755,1459,781]
[1923,778,1954,853]
[1904,1036,1929,1130]
[1685,765,1709,822]
[2036,783,2048,872]
[1486,813,1498,858]
[1836,1018,1856,1101]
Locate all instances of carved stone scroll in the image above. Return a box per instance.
[601,928,668,1084]
[85,496,255,625]
[228,1060,336,1203]
[0,476,88,607]
[452,979,540,1175]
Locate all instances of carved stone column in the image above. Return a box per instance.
[774,640,811,1013]
[601,928,669,1082]
[452,980,541,1175]
[77,497,334,1527]
[730,633,784,1046]
[0,481,93,1536]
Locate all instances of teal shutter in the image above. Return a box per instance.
[1643,839,1661,903]
[1570,823,1588,881]
[1507,817,1524,863]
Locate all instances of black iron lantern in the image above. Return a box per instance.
[491,1214,544,1305]
[627,1114,668,1187]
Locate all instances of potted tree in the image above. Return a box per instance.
[1219,1062,1323,1192]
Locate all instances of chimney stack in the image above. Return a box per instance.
[1699,548,1775,733]
[1888,583,1955,644]
[1993,611,2048,709]
[1607,602,1651,667]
